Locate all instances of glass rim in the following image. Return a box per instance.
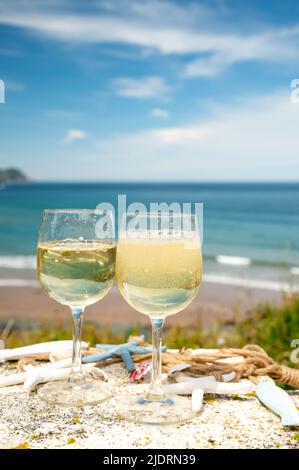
[43,209,113,214]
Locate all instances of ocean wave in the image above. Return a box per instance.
[290,267,299,276]
[203,274,299,292]
[216,255,251,266]
[0,256,36,269]
[210,254,297,269]
[0,274,297,291]
[0,279,39,287]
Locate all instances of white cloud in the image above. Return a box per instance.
[112,76,170,99]
[184,53,234,78]
[150,107,169,118]
[0,1,298,77]
[63,128,87,143]
[92,90,299,181]
[153,125,208,144]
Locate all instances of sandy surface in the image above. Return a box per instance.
[0,362,298,449]
[0,280,283,330]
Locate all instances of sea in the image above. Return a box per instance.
[0,182,299,292]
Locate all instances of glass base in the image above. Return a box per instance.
[116,394,196,425]
[37,379,113,407]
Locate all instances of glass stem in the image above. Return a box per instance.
[147,318,165,401]
[69,307,85,386]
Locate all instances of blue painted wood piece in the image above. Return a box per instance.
[82,338,167,372]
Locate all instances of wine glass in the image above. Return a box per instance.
[116,211,202,424]
[37,209,116,406]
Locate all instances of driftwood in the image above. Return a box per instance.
[160,345,299,389]
[92,343,299,389]
[9,342,299,390]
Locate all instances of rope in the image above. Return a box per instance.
[85,341,299,388]
[160,344,299,388]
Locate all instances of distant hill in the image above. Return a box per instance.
[0,168,28,183]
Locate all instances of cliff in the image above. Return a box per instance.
[0,168,28,183]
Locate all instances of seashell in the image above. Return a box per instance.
[89,367,108,382]
[128,361,152,382]
[192,387,204,412]
[167,363,191,376]
[256,378,299,426]
[0,341,88,362]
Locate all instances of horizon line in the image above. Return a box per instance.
[8,179,299,185]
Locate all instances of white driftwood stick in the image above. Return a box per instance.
[0,357,86,388]
[0,359,67,388]
[0,371,27,387]
[164,378,254,395]
[23,363,96,391]
[0,360,105,391]
[164,377,215,395]
[0,340,88,362]
[192,388,204,412]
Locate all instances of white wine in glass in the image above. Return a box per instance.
[37,209,116,406]
[116,212,202,424]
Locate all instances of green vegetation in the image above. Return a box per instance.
[6,321,142,349]
[0,168,27,183]
[4,296,299,370]
[235,295,299,365]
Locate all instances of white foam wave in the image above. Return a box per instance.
[0,256,36,269]
[203,274,298,292]
[290,267,299,276]
[216,255,251,266]
[0,279,39,287]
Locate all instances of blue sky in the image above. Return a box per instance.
[0,0,299,181]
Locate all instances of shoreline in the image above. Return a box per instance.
[1,256,298,292]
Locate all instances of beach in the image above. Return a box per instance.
[0,182,297,334]
[2,2,299,452]
[0,269,284,331]
[1,361,298,449]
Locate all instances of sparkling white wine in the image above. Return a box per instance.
[116,238,202,318]
[38,240,116,307]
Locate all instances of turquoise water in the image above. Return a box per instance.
[0,182,299,288]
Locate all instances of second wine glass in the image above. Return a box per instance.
[116,211,202,424]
